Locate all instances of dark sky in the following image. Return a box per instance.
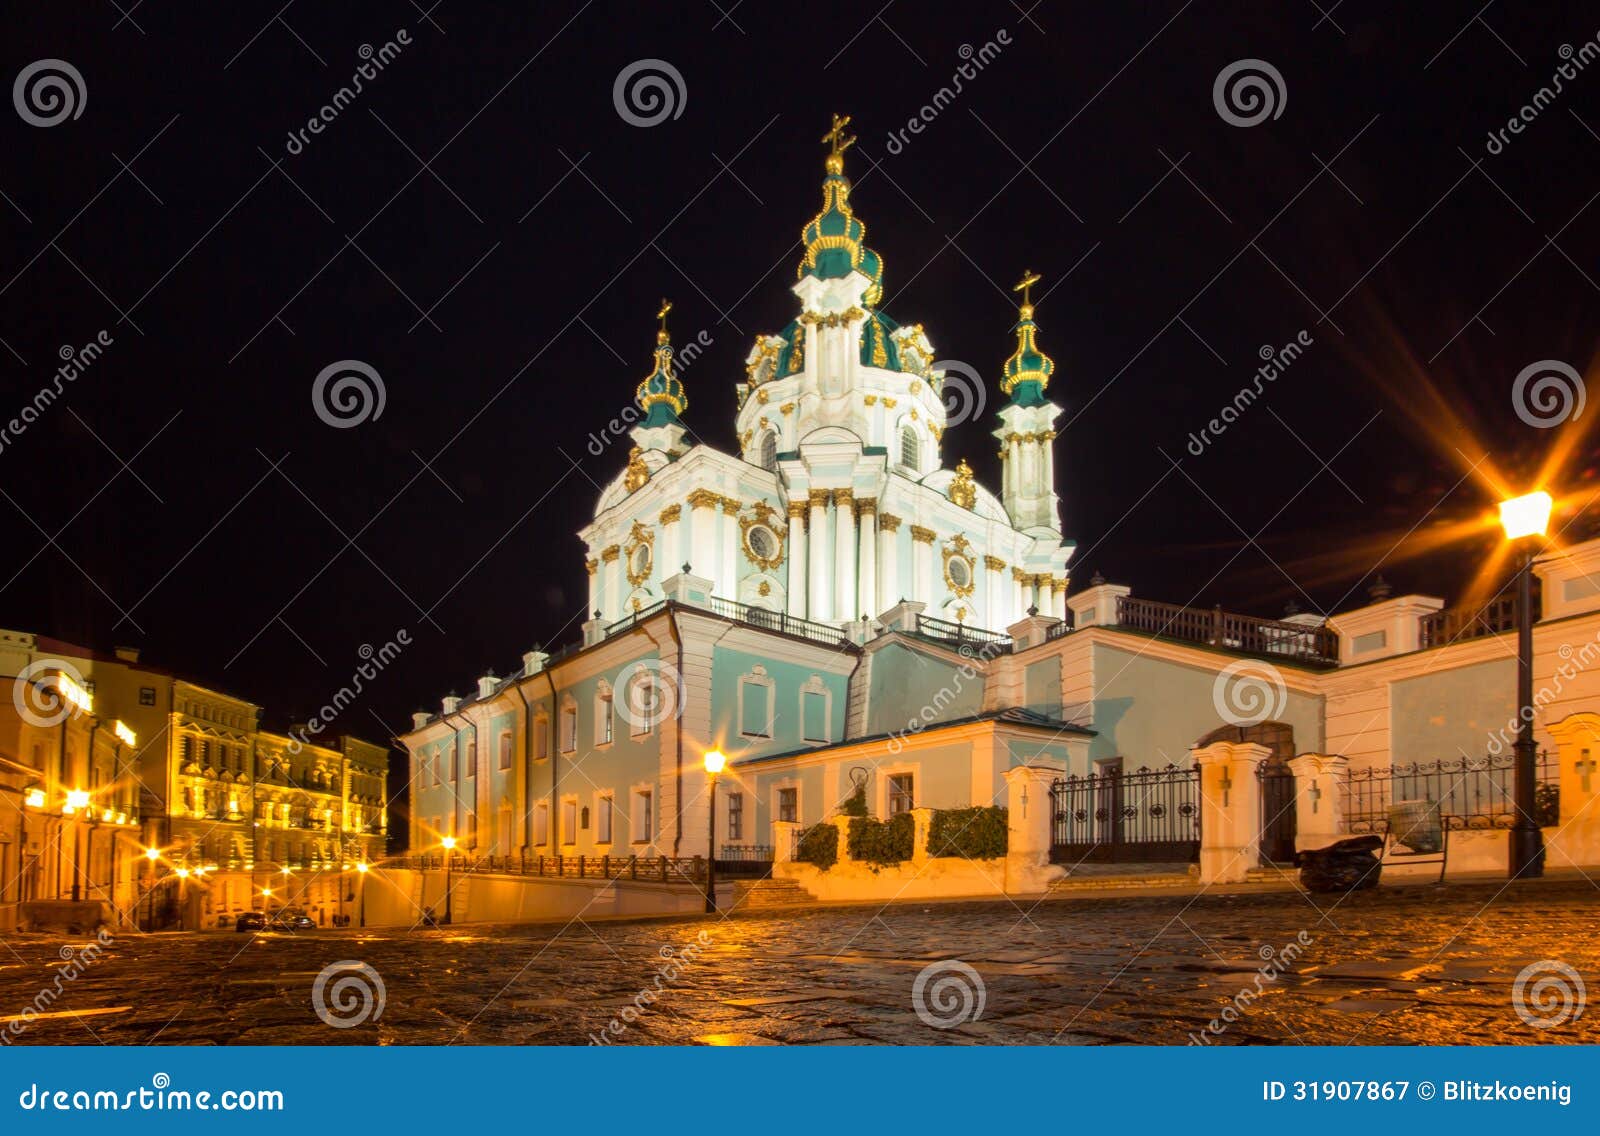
[4,1,1599,761]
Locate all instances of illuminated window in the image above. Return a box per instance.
[888,774,915,816]
[727,792,744,842]
[559,702,577,753]
[597,795,614,843]
[777,787,797,824]
[498,731,513,771]
[900,426,919,471]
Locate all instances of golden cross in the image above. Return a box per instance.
[1013,269,1042,307]
[656,298,672,333]
[821,113,856,156]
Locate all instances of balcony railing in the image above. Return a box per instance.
[1418,591,1528,650]
[913,615,1012,655]
[706,597,850,647]
[1113,595,1340,666]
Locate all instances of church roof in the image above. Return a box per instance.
[635,301,687,426]
[1001,270,1055,406]
[732,706,1094,767]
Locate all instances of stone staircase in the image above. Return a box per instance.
[729,878,815,910]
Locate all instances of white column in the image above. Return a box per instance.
[1053,579,1068,622]
[834,489,857,622]
[585,557,599,615]
[601,547,621,618]
[857,499,877,625]
[686,493,716,586]
[877,515,899,614]
[659,506,683,580]
[719,498,739,600]
[808,489,830,621]
[984,557,1004,628]
[1011,568,1026,618]
[911,527,935,607]
[787,501,808,618]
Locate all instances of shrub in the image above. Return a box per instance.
[847,813,915,866]
[796,822,839,869]
[838,781,869,817]
[926,806,1008,860]
[1535,782,1560,827]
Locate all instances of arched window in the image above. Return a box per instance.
[759,432,778,471]
[899,425,920,472]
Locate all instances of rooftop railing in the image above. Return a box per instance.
[1112,595,1340,666]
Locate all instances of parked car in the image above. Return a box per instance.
[269,908,316,931]
[235,911,267,932]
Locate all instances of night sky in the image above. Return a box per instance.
[4,2,1598,776]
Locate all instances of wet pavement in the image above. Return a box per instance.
[1,879,1596,1045]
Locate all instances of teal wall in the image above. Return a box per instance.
[1391,657,1515,761]
[863,642,983,736]
[1023,658,1062,717]
[708,644,849,760]
[1088,644,1325,770]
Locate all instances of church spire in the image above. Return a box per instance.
[798,113,882,305]
[635,298,687,427]
[1000,269,1055,407]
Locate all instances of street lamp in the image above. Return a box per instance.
[356,861,369,928]
[441,835,457,925]
[65,789,90,901]
[1499,490,1552,880]
[702,751,726,913]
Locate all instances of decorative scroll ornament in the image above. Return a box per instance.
[948,458,977,510]
[624,447,650,493]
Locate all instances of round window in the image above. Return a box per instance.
[948,555,973,589]
[628,543,652,578]
[745,524,780,562]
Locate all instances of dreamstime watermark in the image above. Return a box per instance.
[1189,931,1313,1044]
[884,32,1012,154]
[311,359,386,428]
[589,931,711,1043]
[1485,36,1600,155]
[1484,627,1600,756]
[614,658,688,732]
[1512,959,1586,1029]
[934,359,987,428]
[0,930,115,1045]
[1186,331,1312,454]
[912,959,986,1029]
[311,960,386,1028]
[11,658,89,729]
[887,639,1007,754]
[1212,59,1286,127]
[288,630,411,753]
[1212,659,1288,727]
[613,59,686,127]
[284,31,412,155]
[1511,358,1584,429]
[586,329,713,455]
[0,331,114,459]
[16,1074,284,1112]
[13,58,85,126]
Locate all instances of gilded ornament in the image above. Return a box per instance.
[910,525,937,545]
[601,545,621,563]
[623,447,650,493]
[878,513,902,532]
[659,504,682,524]
[948,459,977,510]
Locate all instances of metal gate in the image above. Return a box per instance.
[1258,765,1298,864]
[1050,765,1201,864]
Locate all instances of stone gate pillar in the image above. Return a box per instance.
[1544,712,1600,869]
[1286,752,1350,852]
[1003,764,1064,894]
[1193,741,1272,884]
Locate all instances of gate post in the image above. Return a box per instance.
[1286,753,1350,852]
[1193,741,1272,884]
[771,820,800,864]
[1003,765,1065,894]
[1544,712,1600,870]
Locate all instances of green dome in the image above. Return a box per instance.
[798,153,869,282]
[636,328,687,426]
[1001,303,1054,407]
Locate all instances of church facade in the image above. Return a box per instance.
[400,119,1596,876]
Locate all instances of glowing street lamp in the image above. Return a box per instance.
[144,847,161,862]
[702,751,726,914]
[440,836,457,925]
[64,789,90,814]
[1501,490,1552,880]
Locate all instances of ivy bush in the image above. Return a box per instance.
[838,782,869,817]
[796,822,839,870]
[1535,782,1560,827]
[926,806,1008,860]
[847,813,915,866]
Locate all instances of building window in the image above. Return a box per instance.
[596,683,614,746]
[629,674,656,736]
[465,741,476,778]
[900,425,919,471]
[597,796,614,844]
[561,800,577,843]
[534,800,550,846]
[888,773,915,816]
[801,677,829,744]
[139,686,156,706]
[738,666,774,739]
[633,789,653,843]
[498,731,513,771]
[759,431,778,471]
[777,787,797,823]
[727,792,744,842]
[430,750,441,787]
[535,714,550,760]
[560,702,577,753]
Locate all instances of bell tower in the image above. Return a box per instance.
[993,270,1062,534]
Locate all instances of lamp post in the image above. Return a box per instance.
[702,751,725,913]
[65,789,90,902]
[1499,490,1552,880]
[441,835,456,925]
[356,861,369,928]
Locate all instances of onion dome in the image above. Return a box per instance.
[635,299,687,427]
[798,114,869,282]
[1000,269,1054,407]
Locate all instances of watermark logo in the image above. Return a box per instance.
[1212,659,1287,727]
[590,931,711,1043]
[0,331,114,460]
[14,59,86,127]
[613,59,686,127]
[1,929,114,1046]
[934,359,987,428]
[1512,359,1584,429]
[883,31,1011,154]
[1485,38,1600,155]
[614,658,688,731]
[912,959,986,1029]
[1212,59,1286,128]
[312,359,386,428]
[1513,959,1586,1029]
[12,659,89,728]
[1186,331,1312,455]
[1190,931,1313,1044]
[285,30,412,155]
[289,630,411,753]
[312,960,386,1028]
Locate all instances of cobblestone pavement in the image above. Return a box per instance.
[1,880,1597,1045]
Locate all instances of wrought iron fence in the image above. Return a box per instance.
[707,597,850,647]
[1342,752,1559,833]
[379,853,708,884]
[914,614,1012,654]
[1049,764,1201,863]
[1113,595,1339,666]
[1418,592,1529,649]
